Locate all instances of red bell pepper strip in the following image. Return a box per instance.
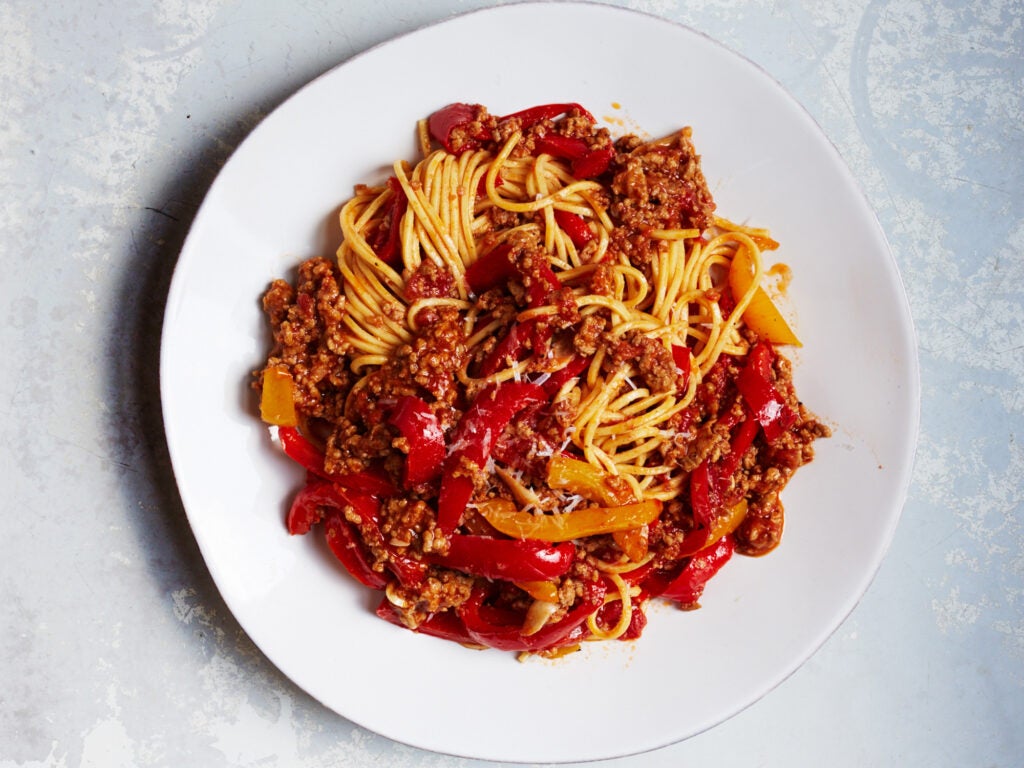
[285,478,332,535]
[458,579,606,652]
[464,242,516,295]
[276,426,397,496]
[464,241,561,311]
[737,341,797,443]
[541,354,591,396]
[659,535,735,605]
[571,145,615,179]
[429,535,575,582]
[717,413,759,483]
[375,599,479,646]
[499,102,595,126]
[553,209,594,248]
[323,509,388,589]
[475,171,502,197]
[594,594,649,641]
[536,133,589,160]
[346,490,428,589]
[534,134,614,180]
[428,102,491,154]
[689,458,721,530]
[277,425,326,476]
[526,262,562,307]
[479,321,533,377]
[294,478,425,588]
[369,176,407,267]
[387,395,444,487]
[437,382,546,533]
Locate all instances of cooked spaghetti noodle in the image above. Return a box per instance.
[256,102,829,655]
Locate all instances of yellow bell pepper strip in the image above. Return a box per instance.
[546,455,634,507]
[544,450,650,560]
[515,580,560,603]
[613,525,650,562]
[476,498,662,542]
[728,245,801,346]
[708,499,748,546]
[259,365,298,426]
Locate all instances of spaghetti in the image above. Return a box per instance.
[256,102,829,656]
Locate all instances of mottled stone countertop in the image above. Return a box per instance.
[2,1,1021,766]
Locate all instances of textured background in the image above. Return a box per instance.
[2,0,1022,765]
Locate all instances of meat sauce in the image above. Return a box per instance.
[256,103,829,646]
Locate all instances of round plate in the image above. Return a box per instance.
[160,3,919,762]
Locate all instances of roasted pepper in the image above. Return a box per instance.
[729,244,801,346]
[375,599,479,647]
[276,426,396,497]
[553,209,594,248]
[546,454,633,506]
[737,341,797,443]
[387,395,444,488]
[427,102,491,154]
[457,579,606,652]
[499,102,595,126]
[368,176,407,267]
[659,535,735,605]
[476,497,662,542]
[429,535,575,582]
[437,382,546,533]
[259,365,298,426]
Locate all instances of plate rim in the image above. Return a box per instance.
[159,2,921,761]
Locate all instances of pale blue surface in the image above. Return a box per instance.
[1,1,1022,766]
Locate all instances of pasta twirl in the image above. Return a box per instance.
[255,102,829,657]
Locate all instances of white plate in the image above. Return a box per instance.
[160,3,919,762]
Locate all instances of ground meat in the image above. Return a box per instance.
[607,129,716,267]
[260,257,353,421]
[380,498,436,549]
[404,258,456,302]
[634,335,678,394]
[613,129,715,231]
[255,105,830,654]
[573,314,606,356]
[588,264,615,296]
[390,570,476,628]
[324,418,393,475]
[734,491,784,556]
[605,330,679,394]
